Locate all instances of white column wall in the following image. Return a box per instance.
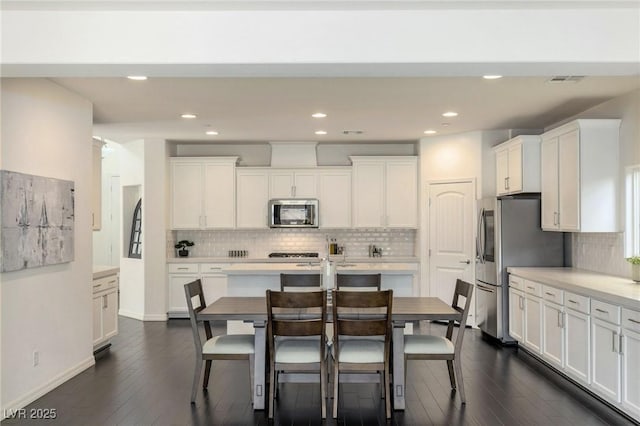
[0,78,94,413]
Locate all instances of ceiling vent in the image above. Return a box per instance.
[547,76,585,83]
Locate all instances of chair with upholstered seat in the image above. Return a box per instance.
[184,279,255,404]
[336,273,381,291]
[267,289,328,419]
[331,289,393,419]
[404,279,473,403]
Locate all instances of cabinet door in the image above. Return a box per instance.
[102,290,118,340]
[318,171,351,228]
[524,296,542,353]
[237,170,269,228]
[168,274,199,314]
[564,308,590,385]
[496,148,509,196]
[352,161,385,228]
[171,162,203,229]
[542,301,564,368]
[201,274,228,305]
[203,161,235,228]
[508,289,525,342]
[591,318,621,403]
[92,295,103,346]
[270,171,294,198]
[385,160,418,228]
[558,129,580,231]
[293,171,318,198]
[507,143,523,193]
[541,137,559,230]
[622,328,640,418]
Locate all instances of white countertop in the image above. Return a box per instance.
[222,261,419,275]
[93,265,120,280]
[508,267,640,310]
[167,256,418,264]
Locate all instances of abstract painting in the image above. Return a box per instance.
[0,170,75,272]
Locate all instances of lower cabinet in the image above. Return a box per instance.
[92,273,119,351]
[524,293,542,353]
[508,288,525,341]
[621,326,640,418]
[564,307,591,385]
[167,263,229,318]
[591,317,622,403]
[542,300,564,368]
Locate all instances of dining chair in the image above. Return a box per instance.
[336,273,381,291]
[184,279,255,404]
[403,279,474,403]
[331,289,393,419]
[280,273,322,291]
[266,289,328,419]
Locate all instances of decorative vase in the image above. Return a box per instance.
[632,264,640,282]
[177,249,189,257]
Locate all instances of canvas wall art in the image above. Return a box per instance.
[0,170,75,272]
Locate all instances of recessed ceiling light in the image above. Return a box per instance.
[127,76,147,81]
[483,75,503,80]
[423,130,437,135]
[205,130,219,135]
[181,113,197,119]
[315,130,327,135]
[312,112,327,118]
[442,111,458,118]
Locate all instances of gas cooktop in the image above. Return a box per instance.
[268,252,319,258]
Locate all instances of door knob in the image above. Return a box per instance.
[459,259,471,264]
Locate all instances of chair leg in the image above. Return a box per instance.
[453,358,466,404]
[446,360,456,390]
[320,359,327,419]
[249,354,255,404]
[384,366,391,419]
[268,361,276,419]
[191,357,203,403]
[332,361,339,418]
[203,360,212,389]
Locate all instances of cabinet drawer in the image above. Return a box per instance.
[622,307,640,333]
[591,299,621,325]
[523,279,542,297]
[509,275,524,291]
[564,291,590,314]
[200,263,229,274]
[542,285,564,304]
[92,275,118,294]
[168,263,199,274]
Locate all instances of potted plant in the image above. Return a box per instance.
[175,240,195,257]
[626,256,640,282]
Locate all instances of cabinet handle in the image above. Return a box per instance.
[103,295,108,309]
[612,331,619,353]
[595,308,609,314]
[553,212,558,226]
[628,318,640,324]
[504,177,508,191]
[108,280,116,285]
[177,267,189,271]
[93,284,101,288]
[545,291,555,297]
[620,334,624,355]
[208,267,222,270]
[527,286,535,291]
[506,176,510,190]
[557,311,563,328]
[519,296,524,310]
[568,299,578,305]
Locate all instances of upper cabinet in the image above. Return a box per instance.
[92,140,103,230]
[351,156,418,228]
[540,119,621,232]
[494,135,541,196]
[318,169,352,228]
[236,168,270,229]
[269,169,318,199]
[170,157,238,229]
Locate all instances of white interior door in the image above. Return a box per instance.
[428,181,475,325]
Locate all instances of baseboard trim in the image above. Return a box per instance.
[142,313,168,321]
[118,309,145,321]
[1,356,95,420]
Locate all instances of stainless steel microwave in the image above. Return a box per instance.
[269,199,319,228]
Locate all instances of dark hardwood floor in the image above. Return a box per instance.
[3,316,635,425]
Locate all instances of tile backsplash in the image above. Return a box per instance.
[572,232,632,278]
[168,228,417,259]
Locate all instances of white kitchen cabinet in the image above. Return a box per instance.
[92,273,119,350]
[318,169,351,228]
[494,135,541,196]
[621,308,640,418]
[236,168,270,229]
[563,294,591,385]
[591,317,622,403]
[269,169,318,199]
[508,287,525,342]
[92,140,103,230]
[167,263,229,318]
[540,119,621,232]
[542,300,564,369]
[351,156,417,228]
[523,280,542,354]
[170,157,237,229]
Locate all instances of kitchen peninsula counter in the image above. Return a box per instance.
[167,256,418,264]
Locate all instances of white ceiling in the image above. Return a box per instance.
[53,75,640,143]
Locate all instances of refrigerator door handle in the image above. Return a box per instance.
[477,283,495,293]
[477,208,485,263]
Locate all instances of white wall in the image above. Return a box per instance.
[92,142,122,266]
[0,78,94,413]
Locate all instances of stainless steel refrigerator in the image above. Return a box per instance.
[475,194,565,343]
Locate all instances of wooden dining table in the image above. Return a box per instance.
[198,296,460,410]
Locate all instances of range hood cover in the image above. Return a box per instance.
[270,142,318,167]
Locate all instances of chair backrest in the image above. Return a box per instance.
[336,273,381,291]
[332,290,393,354]
[266,290,328,358]
[446,279,474,352]
[184,279,211,355]
[280,273,322,292]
